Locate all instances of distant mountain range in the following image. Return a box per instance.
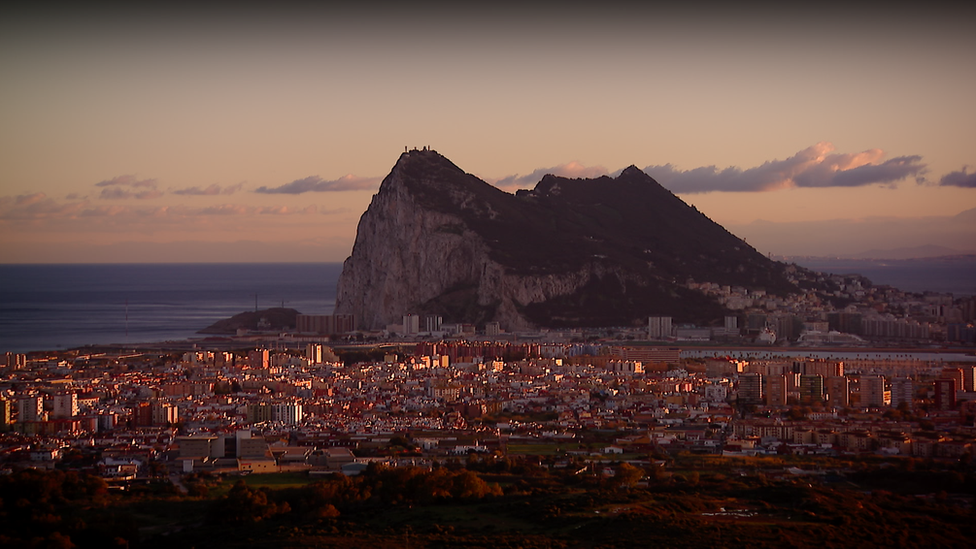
[779,246,976,261]
[840,245,975,260]
[334,149,814,330]
[731,208,976,260]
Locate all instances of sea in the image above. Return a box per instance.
[0,263,342,354]
[0,258,973,355]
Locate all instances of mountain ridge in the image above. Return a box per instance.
[335,149,801,330]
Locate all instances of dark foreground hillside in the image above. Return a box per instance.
[3,454,973,548]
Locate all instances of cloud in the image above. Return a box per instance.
[173,182,244,195]
[0,193,89,220]
[79,205,131,217]
[200,204,250,215]
[94,174,162,199]
[939,168,976,188]
[643,142,927,194]
[95,175,157,188]
[98,187,164,200]
[490,161,610,190]
[255,174,380,194]
[188,204,324,216]
[0,194,331,222]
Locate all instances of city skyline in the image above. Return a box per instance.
[2,4,974,262]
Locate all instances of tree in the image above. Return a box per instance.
[611,463,643,489]
[210,480,288,523]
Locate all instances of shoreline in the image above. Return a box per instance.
[13,335,976,362]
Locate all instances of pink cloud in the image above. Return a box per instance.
[173,182,245,196]
[1,191,343,232]
[255,174,381,194]
[200,204,250,215]
[95,175,158,188]
[490,162,610,191]
[0,193,89,220]
[643,142,927,193]
[98,187,164,200]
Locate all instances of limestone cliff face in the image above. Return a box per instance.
[334,150,602,330]
[335,149,796,330]
[334,154,491,329]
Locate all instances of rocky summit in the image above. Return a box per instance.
[334,149,798,330]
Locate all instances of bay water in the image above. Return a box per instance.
[0,263,341,354]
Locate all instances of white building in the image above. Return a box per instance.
[648,316,673,340]
[17,395,44,422]
[306,344,323,364]
[403,314,420,335]
[52,393,78,419]
[271,402,304,425]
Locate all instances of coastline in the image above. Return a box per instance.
[15,334,976,363]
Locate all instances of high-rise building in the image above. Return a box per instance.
[935,378,957,411]
[306,344,323,364]
[485,322,501,337]
[17,395,44,422]
[133,400,178,426]
[738,373,763,405]
[52,393,78,419]
[248,349,270,369]
[271,402,304,425]
[825,376,850,408]
[961,366,976,392]
[940,368,965,393]
[247,403,274,424]
[890,378,914,409]
[424,314,443,333]
[152,402,179,425]
[798,374,825,405]
[403,314,420,335]
[648,316,673,340]
[0,399,12,431]
[4,352,27,370]
[248,401,304,425]
[860,375,890,408]
[793,359,844,378]
[607,361,644,375]
[765,374,788,406]
[132,402,153,427]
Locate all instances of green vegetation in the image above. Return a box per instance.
[2,455,974,548]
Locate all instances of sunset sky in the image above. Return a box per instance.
[2,4,974,262]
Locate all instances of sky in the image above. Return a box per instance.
[1,3,974,263]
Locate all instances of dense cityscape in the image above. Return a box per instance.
[2,269,975,546]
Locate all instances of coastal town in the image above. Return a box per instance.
[3,341,975,475]
[3,263,976,545]
[2,274,976,547]
[2,267,975,481]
